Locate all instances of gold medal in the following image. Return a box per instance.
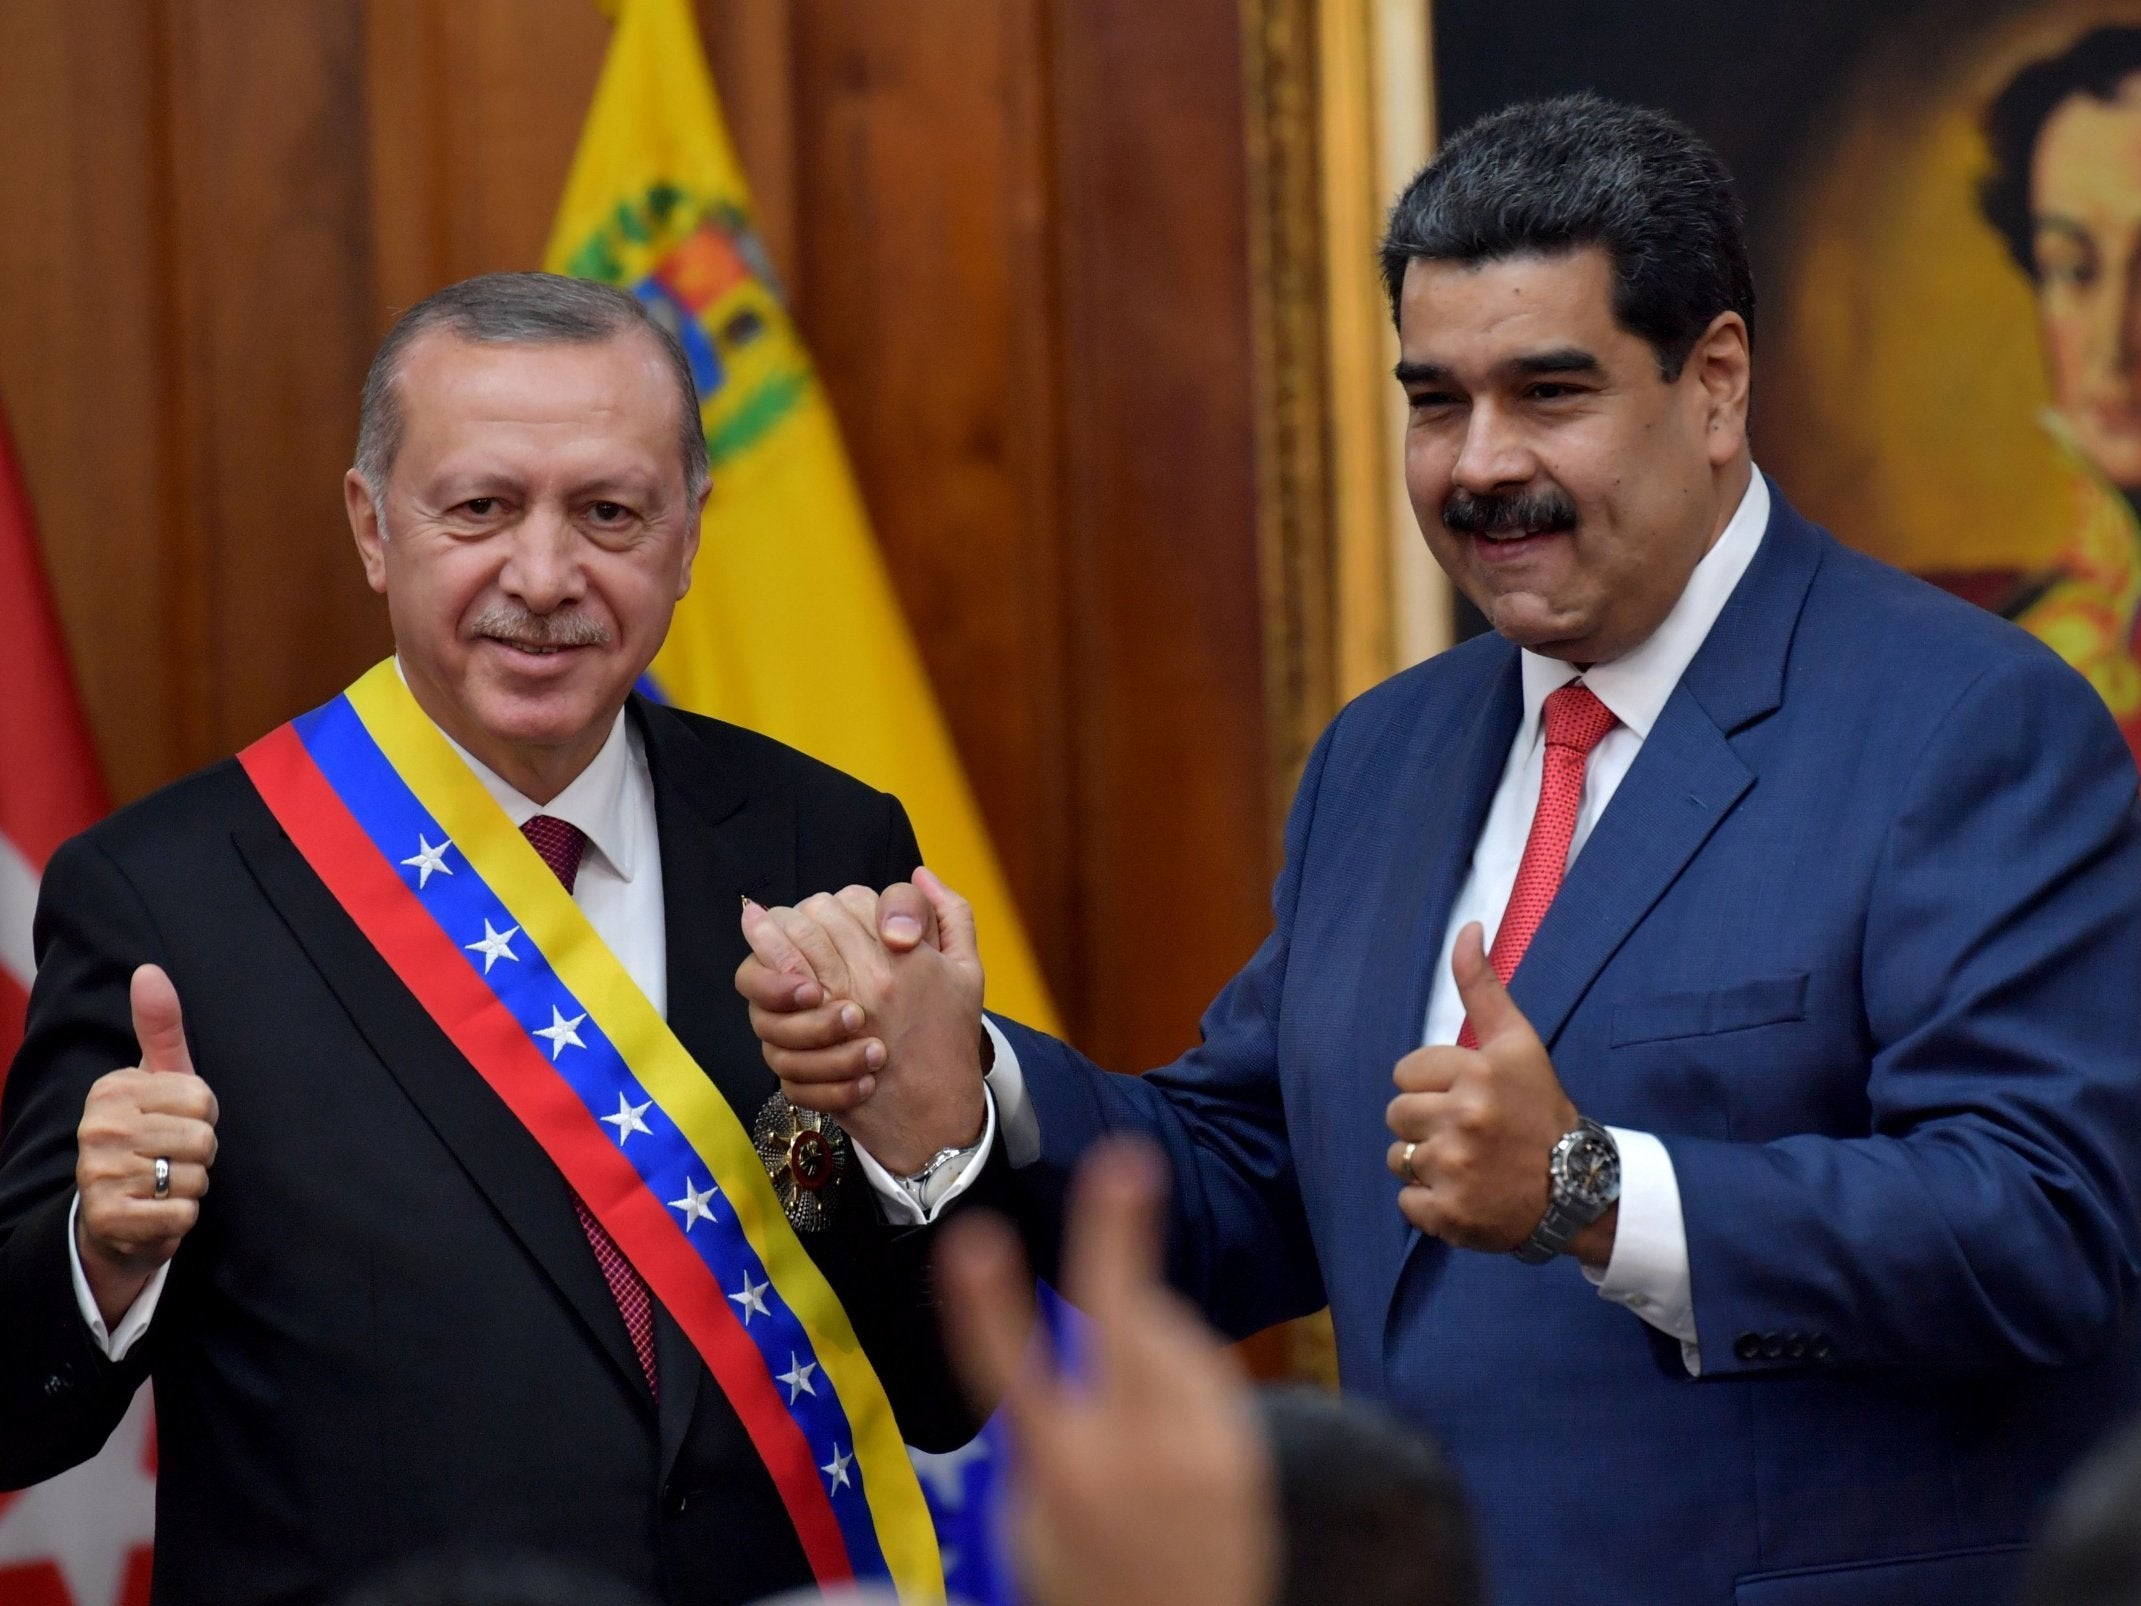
[753,1094,849,1232]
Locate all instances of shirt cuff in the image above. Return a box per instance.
[1582,1128,1701,1376]
[68,1192,169,1362]
[981,1016,1039,1168]
[854,1083,1000,1227]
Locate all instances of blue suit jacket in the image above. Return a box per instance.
[996,488,2141,1605]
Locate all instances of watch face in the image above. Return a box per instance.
[1557,1130,1620,1210]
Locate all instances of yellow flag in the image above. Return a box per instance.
[547,0,1059,1033]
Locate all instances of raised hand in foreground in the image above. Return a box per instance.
[937,1140,1277,1606]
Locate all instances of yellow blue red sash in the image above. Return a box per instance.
[238,661,943,1600]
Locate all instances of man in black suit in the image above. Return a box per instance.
[0,272,972,1606]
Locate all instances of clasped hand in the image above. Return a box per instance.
[1385,922,1614,1264]
[733,869,988,1176]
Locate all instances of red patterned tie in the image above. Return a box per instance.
[520,814,660,1398]
[1458,682,1618,1049]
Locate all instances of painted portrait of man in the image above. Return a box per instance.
[1981,24,2141,762]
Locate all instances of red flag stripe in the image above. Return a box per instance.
[0,409,108,874]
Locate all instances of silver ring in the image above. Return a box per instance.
[1399,1141,1421,1187]
[153,1156,171,1199]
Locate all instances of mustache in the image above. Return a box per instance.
[1442,485,1579,537]
[467,603,612,649]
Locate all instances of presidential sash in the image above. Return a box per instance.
[239,661,944,1600]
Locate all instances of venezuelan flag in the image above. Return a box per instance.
[546,0,1060,1035]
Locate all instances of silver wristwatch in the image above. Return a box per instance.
[1514,1117,1620,1265]
[895,1143,972,1208]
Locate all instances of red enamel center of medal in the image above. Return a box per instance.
[790,1129,834,1191]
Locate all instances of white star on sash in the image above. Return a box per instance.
[777,1352,818,1403]
[729,1272,771,1325]
[465,918,520,974]
[399,834,453,889]
[668,1177,718,1230]
[602,1093,654,1145]
[821,1443,854,1494]
[532,1005,587,1060]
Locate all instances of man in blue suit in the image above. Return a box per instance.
[739,95,2141,1604]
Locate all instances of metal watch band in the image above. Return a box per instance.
[1513,1117,1616,1265]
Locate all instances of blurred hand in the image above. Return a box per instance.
[734,868,986,1174]
[1385,922,1614,1263]
[74,964,219,1325]
[938,1141,1277,1606]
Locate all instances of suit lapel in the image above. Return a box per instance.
[631,698,797,1479]
[1503,482,1826,1049]
[232,821,653,1408]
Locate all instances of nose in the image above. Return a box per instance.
[1449,400,1535,494]
[497,506,586,614]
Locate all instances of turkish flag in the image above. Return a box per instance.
[0,404,148,1606]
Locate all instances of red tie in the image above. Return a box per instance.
[1458,682,1618,1049]
[521,814,660,1398]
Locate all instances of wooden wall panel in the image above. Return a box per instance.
[0,0,199,803]
[1046,0,1274,1067]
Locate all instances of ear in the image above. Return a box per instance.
[1688,310,1751,468]
[345,470,390,596]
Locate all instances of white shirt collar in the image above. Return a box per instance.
[392,657,649,884]
[1518,467,1770,741]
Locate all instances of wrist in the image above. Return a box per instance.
[1569,1203,1618,1269]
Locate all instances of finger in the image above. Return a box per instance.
[770,906,852,999]
[747,998,872,1052]
[764,1037,884,1086]
[1391,1046,1461,1095]
[130,965,196,1077]
[777,1072,879,1117]
[875,883,939,954]
[739,903,824,1009]
[106,1069,220,1124]
[833,884,882,934]
[1451,922,1534,1051]
[937,1212,1047,1420]
[1061,1139,1168,1358]
[89,1196,201,1248]
[116,1115,219,1166]
[796,894,891,995]
[913,868,978,967]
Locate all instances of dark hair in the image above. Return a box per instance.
[331,1548,657,1606]
[2022,1414,2141,1606]
[1980,27,2141,279]
[354,271,708,502]
[1258,1385,1484,1606]
[1380,93,1755,380]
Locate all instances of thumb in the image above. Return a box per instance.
[1452,922,1532,1051]
[130,964,196,1076]
[913,868,979,968]
[875,883,940,953]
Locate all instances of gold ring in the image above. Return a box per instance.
[1400,1140,1421,1186]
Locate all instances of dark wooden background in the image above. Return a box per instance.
[0,0,1280,1080]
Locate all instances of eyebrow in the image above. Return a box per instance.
[1393,348,1604,386]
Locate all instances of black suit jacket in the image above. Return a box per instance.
[0,697,974,1606]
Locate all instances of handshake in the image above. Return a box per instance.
[734,868,993,1179]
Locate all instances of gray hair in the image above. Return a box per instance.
[353,271,710,503]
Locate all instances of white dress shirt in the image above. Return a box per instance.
[74,686,986,1351]
[950,471,1773,1378]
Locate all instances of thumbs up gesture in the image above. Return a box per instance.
[74,964,220,1325]
[1385,923,1613,1262]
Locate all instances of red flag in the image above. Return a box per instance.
[0,407,108,1065]
[0,404,149,1606]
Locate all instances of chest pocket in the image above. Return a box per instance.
[1609,972,1809,1047]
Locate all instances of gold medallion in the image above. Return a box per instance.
[753,1094,849,1233]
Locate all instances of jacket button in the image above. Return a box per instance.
[1734,1332,1762,1362]
[1784,1334,1809,1361]
[1811,1334,1835,1363]
[662,1484,689,1519]
[1760,1333,1786,1360]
